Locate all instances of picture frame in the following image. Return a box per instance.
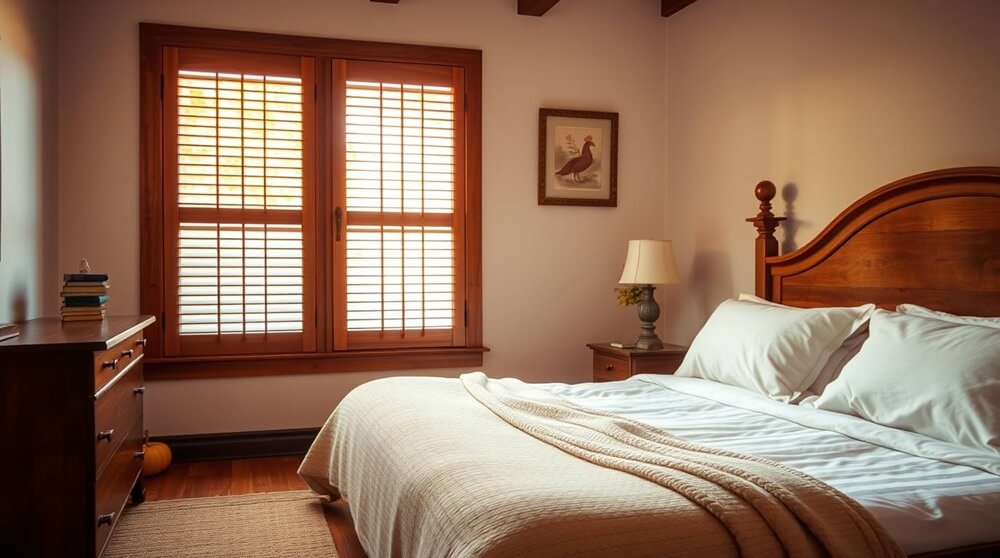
[538,108,618,207]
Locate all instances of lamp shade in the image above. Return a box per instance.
[618,240,679,285]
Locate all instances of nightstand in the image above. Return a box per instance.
[587,343,688,382]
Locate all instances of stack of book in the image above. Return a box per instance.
[61,272,110,322]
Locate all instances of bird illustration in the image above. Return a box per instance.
[555,135,595,183]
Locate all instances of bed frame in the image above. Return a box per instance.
[748,167,1000,317]
[325,168,1000,558]
[749,167,1000,558]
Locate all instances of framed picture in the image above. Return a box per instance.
[538,108,618,207]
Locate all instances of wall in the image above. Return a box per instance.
[0,0,59,323]
[57,0,668,435]
[664,0,1000,342]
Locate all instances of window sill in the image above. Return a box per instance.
[145,346,489,381]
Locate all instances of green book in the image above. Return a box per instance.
[63,295,110,306]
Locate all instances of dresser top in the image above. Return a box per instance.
[0,315,155,352]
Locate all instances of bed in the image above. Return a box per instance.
[299,167,1000,558]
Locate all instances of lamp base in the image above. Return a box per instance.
[634,285,664,350]
[635,336,663,351]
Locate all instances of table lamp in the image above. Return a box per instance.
[618,239,679,350]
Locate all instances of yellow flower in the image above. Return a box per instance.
[614,286,643,307]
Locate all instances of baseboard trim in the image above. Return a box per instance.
[152,427,321,462]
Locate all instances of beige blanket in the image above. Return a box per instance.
[299,373,903,558]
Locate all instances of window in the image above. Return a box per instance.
[140,25,484,378]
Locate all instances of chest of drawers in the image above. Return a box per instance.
[0,315,155,557]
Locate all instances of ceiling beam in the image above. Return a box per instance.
[373,0,692,19]
[662,0,698,17]
[518,0,561,17]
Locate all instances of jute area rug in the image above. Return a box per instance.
[104,490,338,558]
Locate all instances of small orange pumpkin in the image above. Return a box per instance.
[142,431,172,476]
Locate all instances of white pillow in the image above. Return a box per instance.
[896,303,1000,329]
[814,309,1000,455]
[738,294,874,398]
[675,299,875,402]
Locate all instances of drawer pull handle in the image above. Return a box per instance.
[121,349,134,358]
[605,364,615,371]
[136,338,147,347]
[133,386,146,395]
[97,429,115,442]
[97,512,115,527]
[102,358,119,370]
[134,450,146,460]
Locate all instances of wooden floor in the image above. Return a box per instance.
[145,456,366,558]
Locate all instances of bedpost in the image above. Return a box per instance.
[745,181,786,300]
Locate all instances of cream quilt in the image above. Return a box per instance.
[299,373,903,558]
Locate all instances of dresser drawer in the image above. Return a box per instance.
[593,353,630,382]
[94,358,144,476]
[94,331,146,393]
[94,418,143,558]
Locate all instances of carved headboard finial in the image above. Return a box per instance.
[755,180,777,204]
[746,180,786,299]
[746,180,786,237]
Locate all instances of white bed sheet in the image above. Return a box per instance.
[538,375,1000,555]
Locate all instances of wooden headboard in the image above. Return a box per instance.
[748,167,1000,316]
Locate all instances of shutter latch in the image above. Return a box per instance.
[334,206,343,241]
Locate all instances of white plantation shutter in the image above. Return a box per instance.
[164,48,315,356]
[336,62,466,349]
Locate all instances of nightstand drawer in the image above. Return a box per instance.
[588,342,688,383]
[593,353,630,382]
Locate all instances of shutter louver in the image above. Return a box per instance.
[344,82,455,214]
[177,222,304,335]
[345,225,454,332]
[339,68,465,348]
[177,71,304,211]
[165,51,315,356]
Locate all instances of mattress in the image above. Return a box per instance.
[542,375,1000,555]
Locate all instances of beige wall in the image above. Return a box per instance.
[663,0,1000,343]
[57,0,668,435]
[0,0,59,323]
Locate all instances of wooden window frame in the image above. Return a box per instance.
[140,23,485,380]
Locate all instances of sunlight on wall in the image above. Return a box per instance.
[0,0,58,323]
